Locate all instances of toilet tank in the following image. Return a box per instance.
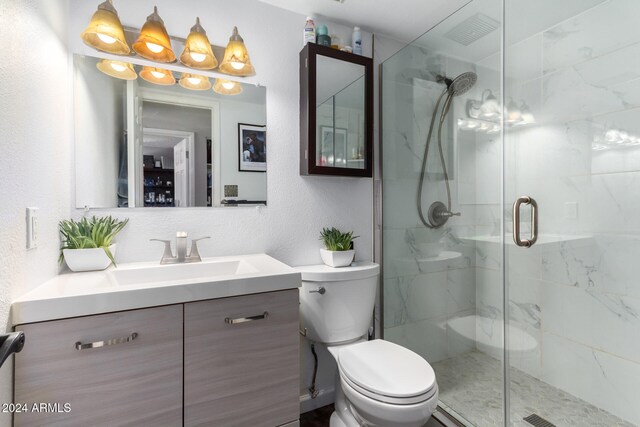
[296,262,380,344]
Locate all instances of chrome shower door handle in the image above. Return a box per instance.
[513,196,538,248]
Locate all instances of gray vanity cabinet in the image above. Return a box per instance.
[14,305,183,427]
[13,290,300,427]
[184,289,300,427]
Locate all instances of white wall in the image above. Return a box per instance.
[67,0,375,413]
[0,1,71,425]
[74,55,124,208]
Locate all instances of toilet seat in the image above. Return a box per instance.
[337,340,437,405]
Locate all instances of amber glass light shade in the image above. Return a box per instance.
[180,18,218,70]
[213,79,243,95]
[140,66,175,85]
[96,59,137,80]
[81,0,130,55]
[219,27,256,77]
[132,6,176,63]
[179,73,212,91]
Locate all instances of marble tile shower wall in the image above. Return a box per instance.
[383,45,481,364]
[473,1,640,424]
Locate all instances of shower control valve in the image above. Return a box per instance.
[427,201,461,228]
[439,211,461,218]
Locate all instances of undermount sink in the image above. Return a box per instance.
[109,259,258,287]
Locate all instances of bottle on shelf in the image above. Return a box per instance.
[304,17,316,45]
[316,25,330,47]
[330,34,341,49]
[352,26,362,55]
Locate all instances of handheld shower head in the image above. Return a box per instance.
[437,72,477,96]
[418,70,477,229]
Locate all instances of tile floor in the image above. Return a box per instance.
[433,351,634,427]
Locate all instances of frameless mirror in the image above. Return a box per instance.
[300,44,372,177]
[73,54,267,208]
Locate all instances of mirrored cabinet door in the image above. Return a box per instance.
[300,43,373,177]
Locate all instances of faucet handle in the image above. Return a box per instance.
[150,239,174,262]
[188,236,211,261]
[176,231,188,238]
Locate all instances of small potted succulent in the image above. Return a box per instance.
[319,227,358,268]
[59,216,129,272]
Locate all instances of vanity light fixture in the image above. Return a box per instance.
[96,59,137,80]
[179,73,212,90]
[505,98,522,124]
[519,101,536,125]
[479,89,501,120]
[219,27,256,77]
[213,78,243,95]
[180,18,218,70]
[132,6,176,63]
[80,0,130,55]
[139,66,176,85]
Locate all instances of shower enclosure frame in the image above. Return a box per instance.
[378,1,640,425]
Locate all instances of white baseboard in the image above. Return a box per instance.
[299,387,335,414]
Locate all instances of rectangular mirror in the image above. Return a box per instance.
[73,54,267,208]
[300,44,372,177]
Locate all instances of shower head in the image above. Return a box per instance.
[437,72,477,96]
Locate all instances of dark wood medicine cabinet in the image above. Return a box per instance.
[300,43,373,177]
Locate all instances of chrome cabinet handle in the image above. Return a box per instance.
[513,196,538,248]
[75,332,138,350]
[225,312,269,325]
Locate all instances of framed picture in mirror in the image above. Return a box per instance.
[238,123,266,172]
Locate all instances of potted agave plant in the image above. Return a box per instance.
[319,227,359,268]
[59,216,129,272]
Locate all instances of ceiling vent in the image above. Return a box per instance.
[443,13,499,46]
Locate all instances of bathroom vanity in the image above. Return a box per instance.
[11,254,301,427]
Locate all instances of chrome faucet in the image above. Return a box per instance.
[150,232,211,264]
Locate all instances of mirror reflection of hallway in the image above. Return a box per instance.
[141,102,210,207]
[142,128,196,207]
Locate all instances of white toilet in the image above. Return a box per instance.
[296,262,438,427]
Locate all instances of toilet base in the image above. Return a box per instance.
[330,374,361,427]
[330,368,437,427]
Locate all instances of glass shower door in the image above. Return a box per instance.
[504,1,640,426]
[381,1,505,425]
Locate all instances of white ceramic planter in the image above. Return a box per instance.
[320,249,355,268]
[63,244,116,272]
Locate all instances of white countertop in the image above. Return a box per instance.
[12,254,301,325]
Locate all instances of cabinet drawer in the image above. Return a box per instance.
[15,305,183,427]
[185,289,299,427]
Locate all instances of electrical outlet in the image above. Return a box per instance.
[26,207,39,250]
[224,185,239,198]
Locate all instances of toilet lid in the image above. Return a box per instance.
[338,340,436,400]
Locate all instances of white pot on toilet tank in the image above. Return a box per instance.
[319,249,355,268]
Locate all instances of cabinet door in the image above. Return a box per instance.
[15,305,183,427]
[185,290,299,427]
